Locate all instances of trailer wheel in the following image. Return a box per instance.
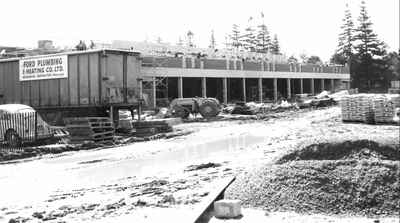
[199,100,220,118]
[172,105,190,119]
[5,129,22,147]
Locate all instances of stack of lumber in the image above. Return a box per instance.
[388,88,400,94]
[373,94,400,124]
[132,120,173,137]
[64,117,115,143]
[340,94,374,123]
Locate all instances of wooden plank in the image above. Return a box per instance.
[79,55,89,105]
[69,55,79,106]
[89,53,99,104]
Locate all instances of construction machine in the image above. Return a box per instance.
[169,97,221,119]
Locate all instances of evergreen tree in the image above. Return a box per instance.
[333,4,355,64]
[256,24,271,53]
[229,24,242,51]
[209,30,216,49]
[354,1,386,57]
[352,0,387,90]
[186,30,194,48]
[271,34,280,55]
[242,24,257,52]
[307,56,322,64]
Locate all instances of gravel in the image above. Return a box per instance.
[226,140,400,216]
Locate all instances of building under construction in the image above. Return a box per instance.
[141,55,350,107]
[0,49,350,123]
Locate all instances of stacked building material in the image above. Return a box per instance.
[340,94,374,123]
[64,117,115,143]
[373,94,400,124]
[132,120,173,137]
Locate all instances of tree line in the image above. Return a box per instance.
[331,1,399,91]
[227,14,281,55]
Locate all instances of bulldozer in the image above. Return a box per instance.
[169,97,221,119]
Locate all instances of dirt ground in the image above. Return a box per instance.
[1,106,399,223]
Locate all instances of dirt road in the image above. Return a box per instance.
[0,107,398,222]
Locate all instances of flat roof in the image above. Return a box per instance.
[0,48,141,63]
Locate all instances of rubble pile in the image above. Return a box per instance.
[226,140,400,216]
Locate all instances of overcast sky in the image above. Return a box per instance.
[1,0,398,61]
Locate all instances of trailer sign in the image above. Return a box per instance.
[19,55,68,81]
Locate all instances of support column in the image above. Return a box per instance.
[182,56,186,68]
[300,78,304,94]
[311,78,315,95]
[137,78,143,120]
[152,77,157,108]
[273,78,278,101]
[201,77,207,98]
[222,78,228,104]
[331,79,335,92]
[287,78,291,99]
[242,78,246,102]
[321,79,325,92]
[178,77,183,98]
[258,78,263,102]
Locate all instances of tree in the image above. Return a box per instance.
[307,56,322,64]
[229,24,242,51]
[352,0,387,90]
[334,4,355,64]
[186,30,195,48]
[209,30,216,49]
[256,24,271,53]
[242,24,257,52]
[382,52,400,82]
[330,53,347,65]
[271,34,280,55]
[354,1,386,57]
[299,53,308,64]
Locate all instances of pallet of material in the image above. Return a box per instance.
[340,94,374,123]
[64,117,115,143]
[340,94,400,124]
[132,120,174,137]
[373,94,400,124]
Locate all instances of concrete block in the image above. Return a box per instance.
[213,199,242,219]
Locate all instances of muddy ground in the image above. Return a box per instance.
[0,107,399,223]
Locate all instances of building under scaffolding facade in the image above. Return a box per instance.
[140,56,350,107]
